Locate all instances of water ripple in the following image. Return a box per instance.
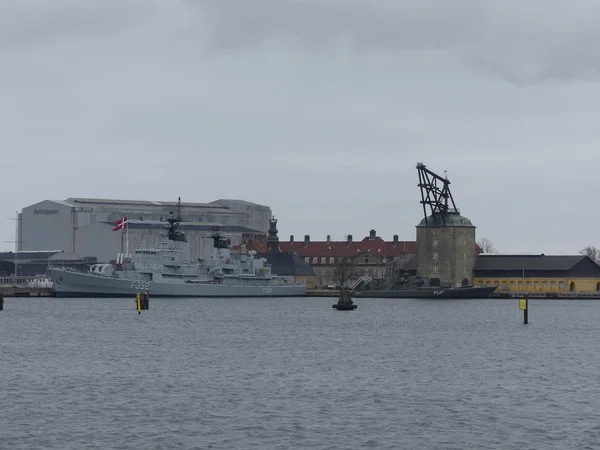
[2,297,600,449]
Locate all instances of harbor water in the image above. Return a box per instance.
[2,297,600,449]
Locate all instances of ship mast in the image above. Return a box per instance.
[166,197,182,241]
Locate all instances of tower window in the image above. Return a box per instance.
[432,266,439,273]
[432,252,438,260]
[432,239,438,248]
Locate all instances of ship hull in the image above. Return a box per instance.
[48,268,306,298]
[353,285,497,299]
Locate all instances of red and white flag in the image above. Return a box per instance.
[112,216,128,231]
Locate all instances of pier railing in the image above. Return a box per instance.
[0,276,46,287]
[492,290,600,299]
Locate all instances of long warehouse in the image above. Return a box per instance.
[17,197,271,263]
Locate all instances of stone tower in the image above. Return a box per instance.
[415,212,476,286]
[415,163,477,287]
[266,217,280,253]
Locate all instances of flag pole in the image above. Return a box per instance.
[126,216,129,260]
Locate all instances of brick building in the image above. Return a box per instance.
[236,229,416,288]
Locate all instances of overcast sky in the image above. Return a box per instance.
[2,0,599,254]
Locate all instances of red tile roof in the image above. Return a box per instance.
[233,236,482,259]
[233,236,415,259]
[281,237,415,259]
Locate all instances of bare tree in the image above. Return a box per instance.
[332,257,357,289]
[477,238,498,254]
[580,245,600,264]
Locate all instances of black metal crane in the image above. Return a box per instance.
[416,162,458,226]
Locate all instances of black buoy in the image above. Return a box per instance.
[332,288,357,311]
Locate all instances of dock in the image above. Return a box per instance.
[307,289,600,300]
[0,277,56,298]
[306,289,339,297]
[491,291,600,300]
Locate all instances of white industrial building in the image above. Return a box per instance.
[17,198,271,263]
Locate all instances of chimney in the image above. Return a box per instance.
[346,234,352,246]
[326,235,331,244]
[369,229,376,240]
[290,235,294,243]
[393,235,399,247]
[304,234,310,247]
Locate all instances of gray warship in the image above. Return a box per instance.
[48,200,306,298]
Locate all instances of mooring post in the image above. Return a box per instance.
[519,296,528,324]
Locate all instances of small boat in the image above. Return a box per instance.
[353,285,497,299]
[353,275,496,299]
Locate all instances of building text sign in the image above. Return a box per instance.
[34,209,59,215]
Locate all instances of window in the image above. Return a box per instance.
[486,281,491,286]
[559,281,565,289]
[329,257,334,263]
[304,257,310,263]
[463,253,467,260]
[433,266,439,273]
[501,281,508,289]
[527,281,532,288]
[551,281,556,288]
[518,281,523,289]
[364,256,369,264]
[432,239,438,248]
[432,252,438,260]
[321,257,327,264]
[494,281,499,286]
[312,257,318,264]
[534,281,540,289]
[542,281,548,289]
[511,281,516,287]
[479,281,483,287]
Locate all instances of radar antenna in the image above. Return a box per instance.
[208,225,231,249]
[416,162,458,226]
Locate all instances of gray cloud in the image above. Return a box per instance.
[197,0,600,85]
[1,0,599,254]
